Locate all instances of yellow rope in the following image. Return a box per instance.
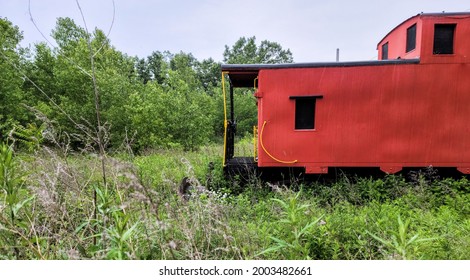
[259,121,298,164]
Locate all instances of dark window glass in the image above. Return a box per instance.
[433,24,456,54]
[406,24,417,52]
[295,98,315,129]
[290,96,322,129]
[382,42,389,60]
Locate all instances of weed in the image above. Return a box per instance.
[0,142,37,258]
[366,215,437,260]
[2,142,470,260]
[8,123,45,152]
[258,191,323,259]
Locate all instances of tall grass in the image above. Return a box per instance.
[1,141,470,259]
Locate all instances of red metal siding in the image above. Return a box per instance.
[378,16,422,60]
[378,13,470,63]
[256,62,470,173]
[222,13,470,174]
[420,15,470,64]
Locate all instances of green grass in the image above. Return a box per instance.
[1,142,470,259]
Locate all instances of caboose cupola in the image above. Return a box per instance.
[378,12,470,63]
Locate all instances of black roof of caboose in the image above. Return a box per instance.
[221,59,419,87]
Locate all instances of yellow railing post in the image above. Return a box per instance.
[253,125,258,162]
[222,72,228,167]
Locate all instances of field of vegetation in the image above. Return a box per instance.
[1,15,470,260]
[1,139,470,260]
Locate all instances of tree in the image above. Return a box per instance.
[28,17,138,149]
[22,43,58,105]
[223,36,294,64]
[135,58,151,84]
[126,71,216,151]
[195,58,221,92]
[168,52,200,89]
[51,17,87,51]
[0,18,28,140]
[147,51,168,84]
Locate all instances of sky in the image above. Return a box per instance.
[1,0,470,63]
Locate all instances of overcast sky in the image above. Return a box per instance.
[2,0,470,62]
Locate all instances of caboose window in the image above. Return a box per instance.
[406,24,417,52]
[433,24,456,55]
[290,95,323,130]
[382,42,389,60]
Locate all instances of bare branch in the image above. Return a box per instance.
[75,0,110,247]
[93,0,116,57]
[28,0,92,78]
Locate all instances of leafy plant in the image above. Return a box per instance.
[258,191,323,259]
[106,210,139,260]
[0,142,36,258]
[366,215,437,260]
[0,142,32,224]
[10,123,45,152]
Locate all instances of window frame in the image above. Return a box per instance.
[381,42,389,60]
[433,23,456,55]
[406,23,417,53]
[289,95,323,130]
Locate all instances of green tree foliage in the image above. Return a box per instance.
[135,58,151,84]
[223,36,294,64]
[136,50,221,90]
[146,51,169,84]
[130,50,222,150]
[23,43,58,101]
[0,18,28,140]
[127,57,216,151]
[23,18,139,148]
[195,58,221,93]
[2,15,296,152]
[233,93,258,137]
[135,51,171,85]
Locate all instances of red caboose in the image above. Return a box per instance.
[221,12,470,176]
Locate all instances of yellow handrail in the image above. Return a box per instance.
[259,120,298,164]
[253,125,258,162]
[222,72,228,167]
